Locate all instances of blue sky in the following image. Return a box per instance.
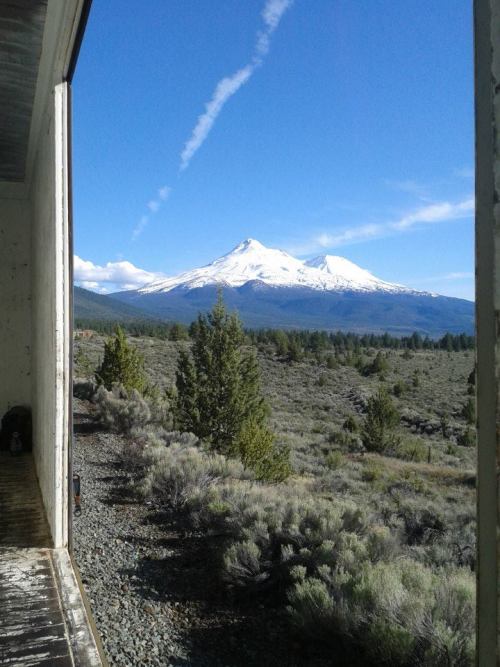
[72,0,474,300]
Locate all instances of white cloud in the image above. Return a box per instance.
[442,271,474,280]
[393,198,474,230]
[297,196,475,255]
[315,224,383,249]
[384,179,429,199]
[179,0,293,171]
[413,271,474,284]
[74,255,166,292]
[147,200,160,213]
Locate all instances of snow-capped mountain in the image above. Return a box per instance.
[139,239,414,295]
[109,239,473,336]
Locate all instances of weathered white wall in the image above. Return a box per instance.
[0,197,31,416]
[30,83,70,548]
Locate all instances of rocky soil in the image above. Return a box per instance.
[73,398,325,667]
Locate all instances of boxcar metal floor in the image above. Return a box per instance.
[0,453,103,666]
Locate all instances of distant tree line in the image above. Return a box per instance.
[75,318,189,340]
[75,318,474,352]
[245,329,475,353]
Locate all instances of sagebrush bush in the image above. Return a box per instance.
[87,333,476,665]
[94,384,151,433]
[395,438,429,463]
[457,427,476,448]
[137,439,251,509]
[73,378,97,401]
[287,559,474,666]
[393,380,407,397]
[343,414,359,432]
[325,450,346,470]
[186,478,368,593]
[461,398,475,425]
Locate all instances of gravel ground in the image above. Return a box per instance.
[72,398,324,667]
[73,398,188,666]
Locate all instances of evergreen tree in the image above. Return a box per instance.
[175,294,270,457]
[362,351,388,376]
[174,349,199,433]
[274,330,289,357]
[236,418,290,482]
[362,386,400,453]
[287,337,303,363]
[169,322,189,341]
[95,326,147,393]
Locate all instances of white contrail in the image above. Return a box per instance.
[133,185,172,240]
[180,0,293,171]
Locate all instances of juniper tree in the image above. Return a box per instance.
[362,386,400,453]
[95,325,147,393]
[175,294,267,453]
[363,351,388,377]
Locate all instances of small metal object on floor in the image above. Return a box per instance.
[73,473,82,516]
[0,453,103,666]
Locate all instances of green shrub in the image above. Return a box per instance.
[325,450,346,470]
[95,326,147,393]
[396,438,428,463]
[317,373,327,387]
[287,560,475,667]
[235,418,291,482]
[94,384,151,433]
[74,347,96,380]
[343,415,359,433]
[461,398,475,425]
[362,386,400,453]
[457,427,476,448]
[362,460,383,482]
[73,379,97,401]
[393,380,407,397]
[440,414,449,438]
[362,351,389,376]
[137,439,250,509]
[325,354,338,369]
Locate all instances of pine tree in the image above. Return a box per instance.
[95,326,147,393]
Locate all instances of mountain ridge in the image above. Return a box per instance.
[102,240,474,336]
[138,239,420,296]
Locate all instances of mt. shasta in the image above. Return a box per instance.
[110,240,473,336]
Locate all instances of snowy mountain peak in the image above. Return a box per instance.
[138,240,415,295]
[303,254,405,291]
[232,238,265,252]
